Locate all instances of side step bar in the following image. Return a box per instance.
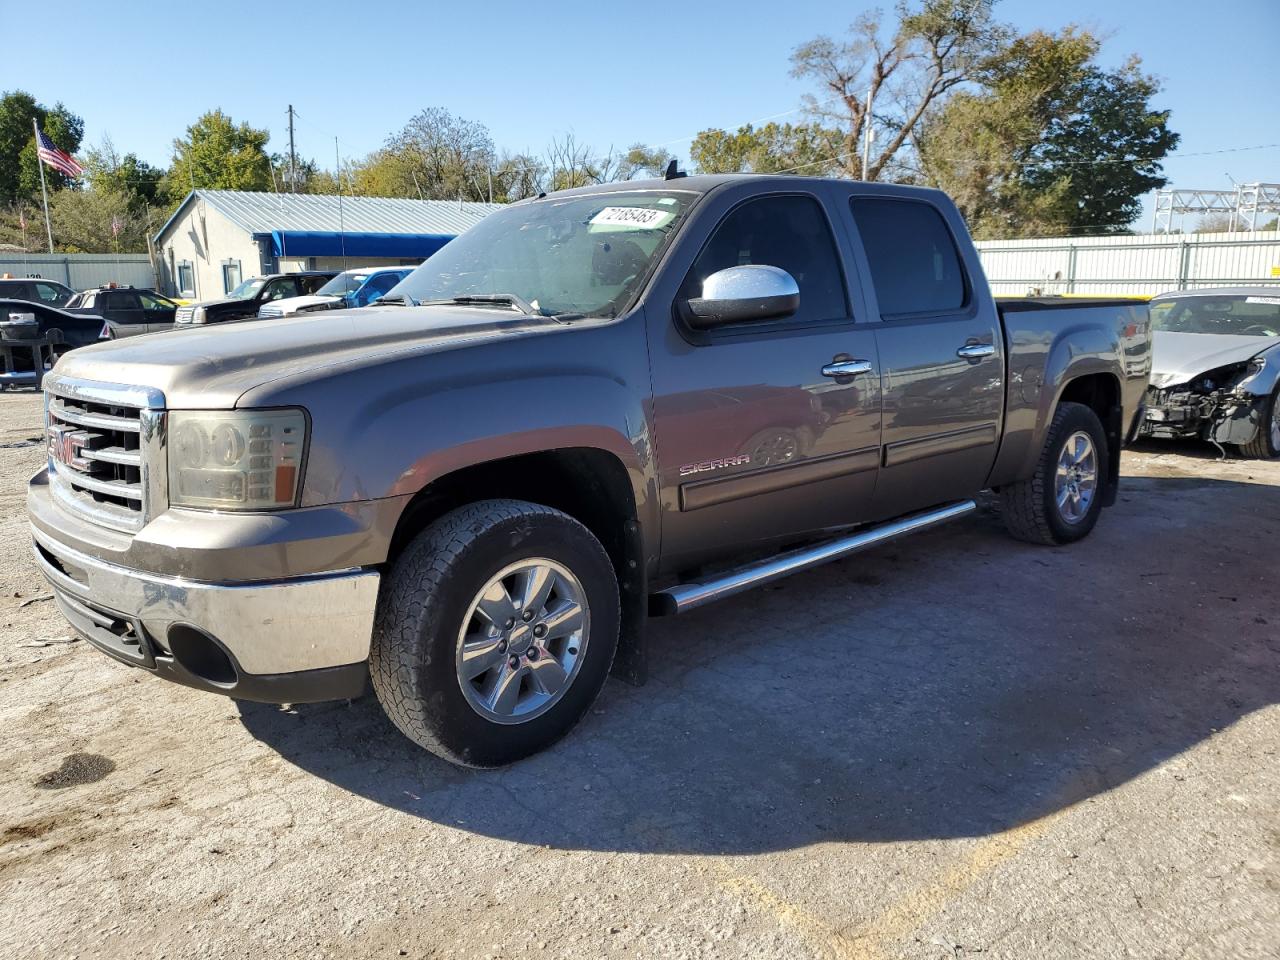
[651,500,976,616]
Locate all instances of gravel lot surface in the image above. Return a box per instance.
[1,388,1276,959]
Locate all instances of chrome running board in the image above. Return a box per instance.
[651,500,976,615]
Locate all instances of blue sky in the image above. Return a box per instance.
[11,0,1278,226]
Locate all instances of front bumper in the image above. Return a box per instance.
[1140,388,1263,445]
[30,523,379,703]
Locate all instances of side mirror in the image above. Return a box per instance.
[686,265,800,329]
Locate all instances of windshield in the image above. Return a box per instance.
[389,191,696,318]
[228,278,267,300]
[1152,295,1280,337]
[316,271,371,297]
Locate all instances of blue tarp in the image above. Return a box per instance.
[262,231,455,259]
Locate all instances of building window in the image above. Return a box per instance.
[221,260,242,294]
[177,261,195,297]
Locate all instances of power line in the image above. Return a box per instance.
[774,141,1280,176]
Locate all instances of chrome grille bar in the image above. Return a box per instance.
[43,375,166,534]
[47,398,142,432]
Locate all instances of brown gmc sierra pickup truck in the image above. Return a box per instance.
[28,174,1151,766]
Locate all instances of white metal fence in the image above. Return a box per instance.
[0,253,155,292]
[975,231,1280,297]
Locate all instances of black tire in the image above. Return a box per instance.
[370,499,619,767]
[1000,401,1108,545]
[1240,388,1280,459]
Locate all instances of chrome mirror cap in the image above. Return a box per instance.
[687,265,800,329]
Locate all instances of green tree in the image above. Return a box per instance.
[164,110,273,203]
[612,143,675,181]
[83,136,164,210]
[917,29,1178,236]
[690,122,844,175]
[352,108,497,201]
[1020,56,1178,233]
[0,91,85,203]
[48,186,153,253]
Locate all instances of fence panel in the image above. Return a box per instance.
[975,231,1280,296]
[0,254,155,292]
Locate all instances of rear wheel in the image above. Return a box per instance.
[370,499,619,767]
[1240,387,1280,459]
[1001,401,1108,545]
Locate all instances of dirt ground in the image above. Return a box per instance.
[1,388,1276,960]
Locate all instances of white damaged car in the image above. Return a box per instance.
[1140,287,1280,457]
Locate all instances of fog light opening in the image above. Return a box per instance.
[166,624,238,687]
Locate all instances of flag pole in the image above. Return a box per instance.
[33,118,54,254]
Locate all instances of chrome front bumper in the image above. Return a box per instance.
[31,525,379,702]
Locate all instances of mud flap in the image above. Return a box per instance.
[1103,403,1123,507]
[609,519,648,686]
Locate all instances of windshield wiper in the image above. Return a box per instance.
[377,294,418,306]
[424,293,539,315]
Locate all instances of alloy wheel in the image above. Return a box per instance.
[1054,430,1098,524]
[455,559,590,724]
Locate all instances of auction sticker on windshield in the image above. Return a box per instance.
[1245,296,1280,305]
[590,207,674,230]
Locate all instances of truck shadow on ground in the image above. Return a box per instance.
[239,476,1280,854]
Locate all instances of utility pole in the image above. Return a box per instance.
[860,89,874,181]
[335,137,347,269]
[287,105,298,192]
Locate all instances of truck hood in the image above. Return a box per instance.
[1150,331,1279,388]
[259,294,342,316]
[187,295,253,311]
[53,305,562,408]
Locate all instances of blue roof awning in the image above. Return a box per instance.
[261,230,456,259]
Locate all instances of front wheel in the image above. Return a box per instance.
[1000,401,1108,545]
[370,499,619,767]
[1240,387,1280,459]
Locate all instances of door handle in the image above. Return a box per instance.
[956,343,995,360]
[821,359,873,378]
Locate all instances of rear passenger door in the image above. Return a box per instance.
[104,290,145,330]
[846,196,1003,518]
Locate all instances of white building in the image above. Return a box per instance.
[153,190,500,300]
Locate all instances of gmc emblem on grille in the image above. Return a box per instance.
[48,424,92,470]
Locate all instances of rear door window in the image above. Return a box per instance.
[359,273,401,303]
[34,282,66,304]
[265,278,299,301]
[106,291,144,321]
[850,198,967,317]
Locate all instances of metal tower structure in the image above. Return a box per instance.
[1153,182,1280,233]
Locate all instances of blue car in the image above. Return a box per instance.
[256,266,413,318]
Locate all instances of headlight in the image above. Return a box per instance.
[168,409,307,510]
[192,306,207,323]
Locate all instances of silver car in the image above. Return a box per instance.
[1140,287,1280,457]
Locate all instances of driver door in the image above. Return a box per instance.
[647,189,883,574]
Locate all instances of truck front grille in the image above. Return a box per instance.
[174,306,194,324]
[44,377,165,533]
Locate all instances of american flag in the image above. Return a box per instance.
[35,127,83,179]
